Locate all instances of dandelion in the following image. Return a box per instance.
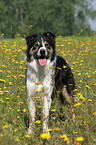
[15,138,20,141]
[63,65,67,68]
[25,135,30,138]
[74,132,78,134]
[3,124,9,129]
[17,110,20,112]
[33,97,40,99]
[53,127,60,131]
[9,82,13,85]
[86,85,90,89]
[23,109,26,112]
[0,70,3,72]
[14,129,17,133]
[76,137,84,142]
[5,90,9,93]
[38,106,42,108]
[57,67,61,70]
[61,134,67,138]
[51,109,55,112]
[48,128,52,132]
[40,133,51,140]
[64,137,69,142]
[0,91,3,95]
[88,99,92,102]
[17,116,20,119]
[35,82,40,85]
[19,74,25,78]
[36,90,40,92]
[76,116,84,119]
[5,98,10,100]
[74,103,81,107]
[56,91,60,93]
[38,142,42,145]
[93,112,96,116]
[0,79,6,83]
[16,96,20,98]
[35,120,41,124]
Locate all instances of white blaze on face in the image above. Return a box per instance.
[38,38,47,66]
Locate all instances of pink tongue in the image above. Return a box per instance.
[39,59,46,66]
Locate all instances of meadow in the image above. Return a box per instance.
[0,35,96,145]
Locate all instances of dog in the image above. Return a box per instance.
[25,31,76,133]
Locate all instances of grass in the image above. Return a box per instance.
[0,35,96,145]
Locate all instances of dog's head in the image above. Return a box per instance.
[25,31,56,66]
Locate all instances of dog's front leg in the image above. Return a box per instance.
[27,98,36,134]
[43,96,51,133]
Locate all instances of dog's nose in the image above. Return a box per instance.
[40,49,45,55]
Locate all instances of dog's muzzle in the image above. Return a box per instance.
[37,48,47,66]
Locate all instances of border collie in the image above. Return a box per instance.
[25,31,75,133]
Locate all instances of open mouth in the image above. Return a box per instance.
[36,52,48,66]
[37,54,46,66]
[38,58,46,66]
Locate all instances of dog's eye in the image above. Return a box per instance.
[32,44,39,50]
[35,44,39,47]
[45,43,50,49]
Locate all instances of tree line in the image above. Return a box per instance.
[0,0,96,37]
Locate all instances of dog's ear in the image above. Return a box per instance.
[26,34,37,45]
[43,31,56,43]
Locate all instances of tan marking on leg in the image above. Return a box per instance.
[61,87,72,104]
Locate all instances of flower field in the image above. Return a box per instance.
[0,35,96,145]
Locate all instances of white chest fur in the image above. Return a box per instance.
[26,59,54,98]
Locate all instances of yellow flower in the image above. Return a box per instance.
[79,95,85,100]
[0,91,3,95]
[73,89,78,92]
[23,109,26,112]
[64,137,69,142]
[25,135,30,138]
[0,79,6,83]
[86,85,90,89]
[16,96,20,98]
[5,98,10,100]
[35,82,40,85]
[51,109,55,112]
[35,120,41,124]
[76,116,84,119]
[14,129,17,133]
[63,65,67,68]
[61,134,67,138]
[40,133,51,140]
[93,112,96,116]
[33,97,40,99]
[76,137,84,142]
[38,142,42,145]
[74,103,81,107]
[36,90,40,92]
[17,110,20,112]
[15,138,20,141]
[48,128,52,132]
[74,132,78,134]
[9,82,13,85]
[19,74,25,78]
[38,106,42,108]
[88,99,92,102]
[3,124,9,129]
[53,127,60,131]
[56,91,60,93]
